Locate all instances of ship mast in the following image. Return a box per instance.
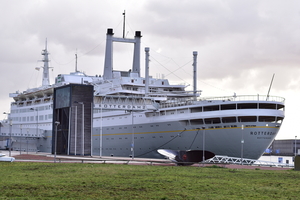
[41,39,50,86]
[122,10,126,38]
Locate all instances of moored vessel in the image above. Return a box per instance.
[0,28,285,160]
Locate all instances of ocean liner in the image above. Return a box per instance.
[0,28,285,160]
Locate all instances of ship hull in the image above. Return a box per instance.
[91,120,279,160]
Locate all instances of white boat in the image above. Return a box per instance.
[0,28,285,160]
[0,153,15,162]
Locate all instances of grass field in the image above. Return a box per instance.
[0,162,299,199]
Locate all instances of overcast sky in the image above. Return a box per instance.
[0,0,299,139]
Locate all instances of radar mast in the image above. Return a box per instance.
[41,39,50,86]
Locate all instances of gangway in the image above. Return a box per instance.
[206,155,294,168]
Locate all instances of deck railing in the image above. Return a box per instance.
[159,95,285,109]
[200,95,285,103]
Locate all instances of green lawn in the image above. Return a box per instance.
[0,162,299,199]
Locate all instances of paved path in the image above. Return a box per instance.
[1,150,293,170]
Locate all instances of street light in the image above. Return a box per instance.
[202,126,206,166]
[74,105,78,156]
[74,101,84,156]
[241,125,244,165]
[20,124,22,155]
[295,136,297,157]
[131,109,134,159]
[30,108,38,137]
[26,128,29,154]
[54,121,60,163]
[3,112,12,157]
[100,101,103,157]
[130,97,135,159]
[0,122,2,148]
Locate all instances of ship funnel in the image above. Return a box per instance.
[193,51,198,100]
[103,29,114,79]
[103,28,142,80]
[132,31,142,76]
[145,47,150,96]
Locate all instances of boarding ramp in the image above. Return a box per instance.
[206,155,294,168]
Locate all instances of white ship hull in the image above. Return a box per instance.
[1,102,283,160]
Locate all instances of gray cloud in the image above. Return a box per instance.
[0,0,299,138]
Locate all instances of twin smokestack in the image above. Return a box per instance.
[103,28,142,80]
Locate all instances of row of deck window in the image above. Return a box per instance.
[191,103,284,113]
[190,116,283,125]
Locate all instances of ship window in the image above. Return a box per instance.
[203,105,219,112]
[222,117,237,123]
[191,107,202,113]
[221,104,236,110]
[259,103,276,110]
[277,104,284,110]
[259,116,276,122]
[178,109,186,113]
[237,103,258,109]
[204,118,221,124]
[276,117,284,123]
[190,119,204,125]
[238,116,257,122]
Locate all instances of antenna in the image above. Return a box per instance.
[75,50,78,72]
[122,10,126,38]
[266,73,275,101]
[41,38,50,86]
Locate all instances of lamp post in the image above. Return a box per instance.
[26,128,29,154]
[9,118,12,157]
[54,121,60,163]
[74,105,77,156]
[295,136,297,157]
[131,111,135,159]
[0,122,2,148]
[3,112,12,157]
[30,108,38,137]
[100,101,103,157]
[241,125,244,165]
[20,124,22,155]
[131,98,135,159]
[74,101,84,156]
[202,126,205,166]
[79,102,84,156]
